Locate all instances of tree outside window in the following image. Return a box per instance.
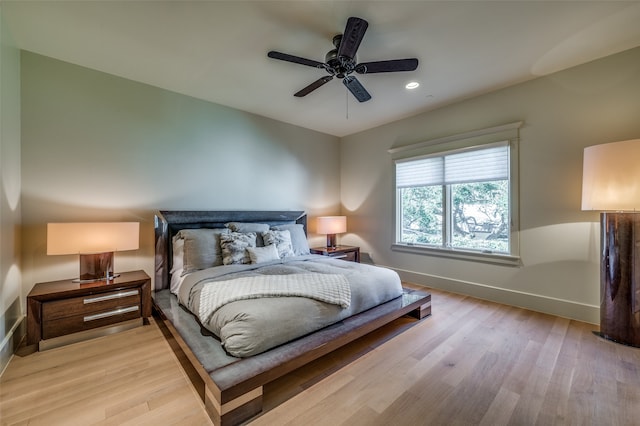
[396,143,511,254]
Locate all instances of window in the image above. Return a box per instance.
[395,142,515,257]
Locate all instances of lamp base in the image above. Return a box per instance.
[74,252,120,283]
[599,212,640,347]
[326,234,337,248]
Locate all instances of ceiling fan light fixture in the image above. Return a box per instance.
[406,81,420,90]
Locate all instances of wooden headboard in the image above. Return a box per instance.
[153,210,307,291]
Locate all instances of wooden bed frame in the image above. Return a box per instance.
[153,210,431,425]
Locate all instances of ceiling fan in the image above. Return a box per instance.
[267,17,419,102]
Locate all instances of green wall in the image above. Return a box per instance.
[20,52,341,294]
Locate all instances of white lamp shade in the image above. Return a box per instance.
[47,222,140,255]
[582,139,640,211]
[317,216,347,234]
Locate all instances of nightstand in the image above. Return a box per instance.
[27,270,151,351]
[310,245,360,263]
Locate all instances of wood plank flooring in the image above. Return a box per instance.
[0,318,213,425]
[2,286,640,425]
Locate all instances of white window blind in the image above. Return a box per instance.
[396,142,509,188]
[395,157,443,188]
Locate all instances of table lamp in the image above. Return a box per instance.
[47,222,140,282]
[317,216,347,248]
[581,139,640,347]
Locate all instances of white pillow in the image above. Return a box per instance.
[170,237,185,294]
[247,244,280,264]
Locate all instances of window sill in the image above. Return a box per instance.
[391,243,521,267]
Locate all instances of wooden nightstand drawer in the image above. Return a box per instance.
[43,304,141,339]
[42,289,140,320]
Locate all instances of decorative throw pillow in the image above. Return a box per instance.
[271,224,310,255]
[220,232,257,265]
[246,244,280,264]
[175,228,229,274]
[262,229,295,258]
[225,222,270,246]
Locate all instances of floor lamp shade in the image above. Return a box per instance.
[582,139,640,211]
[582,139,640,347]
[317,216,347,248]
[47,222,140,282]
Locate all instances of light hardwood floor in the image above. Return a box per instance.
[0,319,213,425]
[2,286,640,425]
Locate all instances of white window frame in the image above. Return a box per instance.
[390,122,521,266]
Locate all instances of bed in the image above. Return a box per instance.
[153,210,431,425]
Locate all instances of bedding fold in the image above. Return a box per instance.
[198,273,351,324]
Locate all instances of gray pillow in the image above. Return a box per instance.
[262,229,295,258]
[272,224,310,255]
[175,228,229,274]
[225,222,270,246]
[220,232,257,265]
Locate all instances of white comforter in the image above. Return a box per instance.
[178,255,403,357]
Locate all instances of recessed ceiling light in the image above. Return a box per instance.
[405,81,420,90]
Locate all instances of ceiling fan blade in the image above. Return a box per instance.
[268,51,325,68]
[343,76,371,102]
[356,58,419,74]
[337,17,368,59]
[294,76,333,97]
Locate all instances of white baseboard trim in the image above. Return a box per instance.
[0,316,25,378]
[389,266,599,325]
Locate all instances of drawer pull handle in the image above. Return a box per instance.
[331,254,348,259]
[84,306,139,322]
[84,290,139,304]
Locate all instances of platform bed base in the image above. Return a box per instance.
[153,287,430,425]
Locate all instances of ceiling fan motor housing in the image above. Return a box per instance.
[325,44,357,79]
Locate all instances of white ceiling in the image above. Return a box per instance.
[4,1,640,137]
